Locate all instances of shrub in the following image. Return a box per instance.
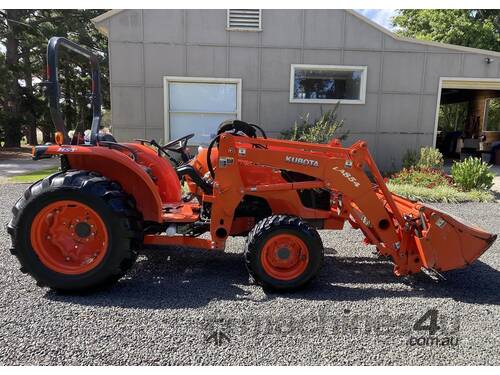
[402,149,419,170]
[417,147,444,170]
[451,157,494,191]
[389,167,451,189]
[281,104,347,144]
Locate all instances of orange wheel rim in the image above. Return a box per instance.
[260,233,309,281]
[30,200,109,275]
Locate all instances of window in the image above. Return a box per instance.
[164,77,242,145]
[484,97,500,132]
[227,9,262,31]
[290,64,367,104]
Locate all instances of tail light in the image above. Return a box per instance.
[55,131,64,145]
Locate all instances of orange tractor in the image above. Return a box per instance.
[8,37,497,292]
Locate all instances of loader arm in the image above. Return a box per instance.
[208,134,496,276]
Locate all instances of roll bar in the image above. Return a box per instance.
[45,36,101,145]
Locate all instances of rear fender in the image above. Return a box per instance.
[35,144,165,222]
[122,142,182,204]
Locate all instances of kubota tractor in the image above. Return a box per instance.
[7,37,497,292]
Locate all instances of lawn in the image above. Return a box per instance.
[9,167,60,183]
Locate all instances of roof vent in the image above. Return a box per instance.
[227,9,262,31]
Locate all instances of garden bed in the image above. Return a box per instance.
[387,182,494,203]
[386,148,495,203]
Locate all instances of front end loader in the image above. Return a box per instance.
[7,37,497,292]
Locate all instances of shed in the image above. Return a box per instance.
[92,9,500,170]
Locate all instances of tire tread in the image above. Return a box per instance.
[244,215,324,291]
[8,169,142,292]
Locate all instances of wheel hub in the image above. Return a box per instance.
[30,200,109,275]
[277,247,291,260]
[75,222,92,238]
[260,234,309,281]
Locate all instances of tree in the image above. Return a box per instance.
[0,9,110,147]
[0,9,26,147]
[438,102,469,133]
[393,10,500,52]
[0,52,12,146]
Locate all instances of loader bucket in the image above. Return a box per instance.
[412,204,497,272]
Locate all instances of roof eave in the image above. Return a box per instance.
[91,9,125,35]
[347,10,500,58]
[90,8,500,58]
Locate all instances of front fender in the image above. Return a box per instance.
[35,144,164,222]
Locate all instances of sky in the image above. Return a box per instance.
[355,9,397,30]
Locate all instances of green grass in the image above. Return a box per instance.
[387,182,494,203]
[9,167,60,183]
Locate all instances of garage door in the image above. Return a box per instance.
[165,78,241,145]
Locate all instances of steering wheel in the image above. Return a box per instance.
[207,120,267,180]
[161,133,195,162]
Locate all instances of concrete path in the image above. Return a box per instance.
[490,165,500,196]
[0,158,58,178]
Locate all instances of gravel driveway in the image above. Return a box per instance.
[0,182,499,365]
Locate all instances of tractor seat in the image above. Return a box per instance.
[176,164,213,195]
[97,133,117,143]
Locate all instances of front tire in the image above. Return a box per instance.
[244,215,324,291]
[7,170,142,292]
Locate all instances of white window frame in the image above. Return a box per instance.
[483,97,500,133]
[289,64,367,105]
[226,9,262,32]
[163,76,242,143]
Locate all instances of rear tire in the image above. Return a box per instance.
[244,215,323,291]
[7,170,142,292]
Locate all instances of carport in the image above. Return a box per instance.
[435,78,500,163]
